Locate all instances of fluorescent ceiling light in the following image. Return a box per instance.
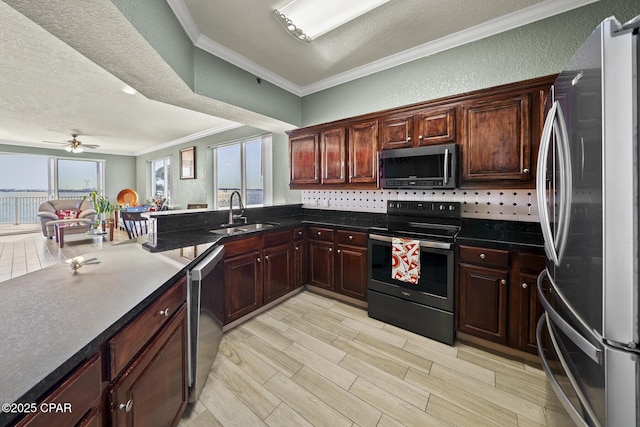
[274,0,390,42]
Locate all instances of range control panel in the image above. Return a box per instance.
[387,200,461,218]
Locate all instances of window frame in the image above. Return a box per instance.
[148,156,172,205]
[212,134,272,210]
[49,156,105,199]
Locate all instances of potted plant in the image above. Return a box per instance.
[86,190,115,229]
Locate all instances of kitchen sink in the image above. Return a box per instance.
[237,223,277,231]
[209,222,278,235]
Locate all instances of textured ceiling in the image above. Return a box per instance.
[0,0,595,155]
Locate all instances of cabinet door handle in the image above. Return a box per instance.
[500,279,507,285]
[522,282,529,289]
[317,231,321,235]
[298,231,303,235]
[523,168,530,174]
[295,246,299,251]
[265,255,269,261]
[337,249,341,253]
[257,257,261,263]
[348,235,353,240]
[159,308,170,317]
[406,136,412,142]
[329,248,333,252]
[418,135,423,140]
[479,253,486,259]
[119,399,133,412]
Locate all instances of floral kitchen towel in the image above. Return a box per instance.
[392,237,421,284]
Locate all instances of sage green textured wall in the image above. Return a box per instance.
[194,49,301,126]
[0,144,136,202]
[301,0,638,125]
[110,0,195,89]
[135,126,300,209]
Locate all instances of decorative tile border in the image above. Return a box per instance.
[302,189,539,222]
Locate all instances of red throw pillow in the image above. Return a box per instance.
[55,209,79,220]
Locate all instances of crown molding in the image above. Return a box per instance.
[134,123,243,156]
[168,0,597,97]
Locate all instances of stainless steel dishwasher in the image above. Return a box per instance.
[186,244,225,403]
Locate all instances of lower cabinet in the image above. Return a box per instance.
[457,244,547,354]
[109,304,188,427]
[223,236,263,323]
[263,230,294,303]
[292,227,306,288]
[17,277,190,427]
[307,227,368,301]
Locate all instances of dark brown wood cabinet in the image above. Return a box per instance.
[293,227,306,288]
[290,132,320,186]
[379,105,457,150]
[16,354,103,427]
[223,237,263,323]
[511,251,548,353]
[460,94,532,184]
[289,75,555,190]
[334,230,368,301]
[347,120,378,184]
[457,246,510,344]
[110,304,188,427]
[457,244,548,354]
[263,229,295,303]
[379,112,414,150]
[320,127,347,184]
[307,227,368,301]
[308,228,335,290]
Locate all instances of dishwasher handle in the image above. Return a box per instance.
[190,245,225,281]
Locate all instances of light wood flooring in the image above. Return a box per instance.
[0,229,129,283]
[180,291,572,427]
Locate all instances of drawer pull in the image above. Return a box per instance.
[295,246,299,251]
[159,308,170,317]
[500,279,507,285]
[298,231,303,235]
[348,235,353,240]
[329,248,333,252]
[119,399,133,412]
[479,253,486,259]
[317,231,321,235]
[522,282,529,289]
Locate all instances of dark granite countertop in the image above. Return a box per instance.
[456,218,545,251]
[0,239,216,427]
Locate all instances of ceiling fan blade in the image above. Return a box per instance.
[83,144,100,149]
[42,140,65,145]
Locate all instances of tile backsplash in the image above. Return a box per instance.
[302,189,539,222]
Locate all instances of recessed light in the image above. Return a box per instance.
[121,85,137,95]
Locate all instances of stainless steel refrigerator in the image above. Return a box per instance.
[536,16,640,426]
[535,15,639,426]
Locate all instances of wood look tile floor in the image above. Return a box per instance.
[180,292,573,427]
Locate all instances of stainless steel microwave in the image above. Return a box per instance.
[378,143,458,189]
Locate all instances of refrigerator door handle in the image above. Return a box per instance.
[537,101,559,265]
[536,315,598,427]
[537,270,602,364]
[536,100,572,266]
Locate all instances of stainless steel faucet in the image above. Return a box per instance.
[228,191,245,225]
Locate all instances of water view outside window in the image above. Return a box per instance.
[57,159,99,197]
[0,154,104,225]
[217,144,241,208]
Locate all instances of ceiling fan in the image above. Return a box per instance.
[42,134,100,153]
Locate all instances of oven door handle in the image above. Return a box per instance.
[369,234,452,250]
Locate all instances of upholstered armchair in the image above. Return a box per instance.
[37,199,96,238]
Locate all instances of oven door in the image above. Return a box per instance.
[368,233,454,312]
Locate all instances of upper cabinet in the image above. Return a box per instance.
[290,132,320,186]
[459,94,532,184]
[290,119,379,189]
[288,75,555,190]
[379,105,457,150]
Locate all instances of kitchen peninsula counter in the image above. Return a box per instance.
[0,239,215,427]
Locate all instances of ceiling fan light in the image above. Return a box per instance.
[65,145,73,152]
[73,146,84,153]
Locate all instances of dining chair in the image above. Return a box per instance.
[119,211,149,239]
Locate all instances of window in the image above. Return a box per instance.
[150,156,172,203]
[214,135,272,209]
[53,158,104,198]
